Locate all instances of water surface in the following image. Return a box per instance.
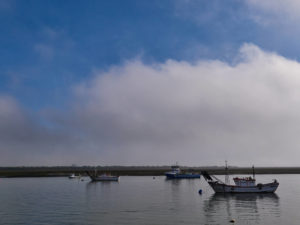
[0,175,298,224]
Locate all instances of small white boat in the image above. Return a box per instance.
[68,173,81,179]
[202,164,279,193]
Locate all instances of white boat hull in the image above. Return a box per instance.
[69,174,80,179]
[208,181,279,193]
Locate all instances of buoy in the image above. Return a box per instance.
[153,177,155,179]
[229,219,235,223]
[198,189,202,194]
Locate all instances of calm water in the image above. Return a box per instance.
[0,174,299,224]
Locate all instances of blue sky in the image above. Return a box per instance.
[2,0,300,166]
[0,0,282,110]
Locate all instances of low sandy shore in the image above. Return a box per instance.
[1,166,300,177]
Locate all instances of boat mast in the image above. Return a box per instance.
[252,165,255,179]
[225,160,229,185]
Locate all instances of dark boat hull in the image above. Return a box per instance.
[165,173,200,179]
[86,171,119,182]
[90,176,119,181]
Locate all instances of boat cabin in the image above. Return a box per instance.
[233,177,256,186]
[170,165,181,174]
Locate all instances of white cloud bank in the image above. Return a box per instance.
[247,0,300,14]
[246,0,300,23]
[2,44,300,166]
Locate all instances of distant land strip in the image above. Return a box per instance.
[1,166,300,177]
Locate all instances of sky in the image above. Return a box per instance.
[2,0,300,166]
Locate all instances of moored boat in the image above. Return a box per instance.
[68,173,81,179]
[201,165,279,193]
[165,164,200,179]
[86,170,119,182]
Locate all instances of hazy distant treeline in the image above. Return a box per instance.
[1,166,300,177]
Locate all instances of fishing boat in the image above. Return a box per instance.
[165,164,200,179]
[202,164,279,193]
[86,170,119,182]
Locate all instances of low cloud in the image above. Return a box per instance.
[2,44,300,166]
[247,0,300,15]
[246,0,300,23]
[0,96,86,165]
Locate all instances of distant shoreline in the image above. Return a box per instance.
[1,166,300,177]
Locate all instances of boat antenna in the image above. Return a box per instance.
[252,165,255,179]
[225,160,229,185]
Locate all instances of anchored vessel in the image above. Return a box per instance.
[68,173,81,179]
[202,165,279,193]
[165,164,200,179]
[86,171,119,182]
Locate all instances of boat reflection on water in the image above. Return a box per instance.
[86,180,117,190]
[85,180,119,195]
[164,177,201,191]
[203,193,280,225]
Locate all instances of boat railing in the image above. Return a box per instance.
[201,171,225,184]
[210,174,225,184]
